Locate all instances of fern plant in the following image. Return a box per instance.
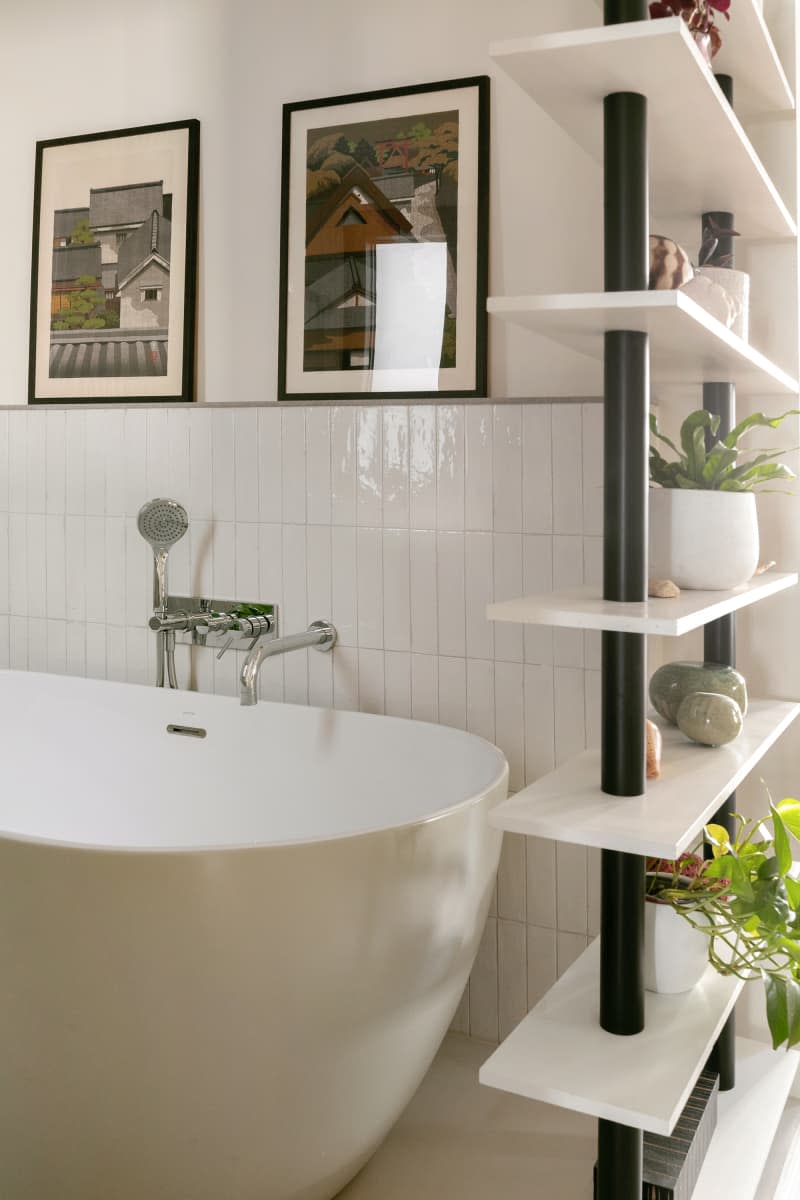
[650,408,798,491]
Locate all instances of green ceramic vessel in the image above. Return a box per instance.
[676,691,744,747]
[649,661,748,726]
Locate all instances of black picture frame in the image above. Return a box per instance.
[278,76,489,402]
[28,118,200,405]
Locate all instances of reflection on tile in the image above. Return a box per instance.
[282,406,307,525]
[331,407,356,525]
[234,408,259,521]
[436,531,465,658]
[357,407,382,526]
[383,529,410,652]
[306,407,332,525]
[382,407,409,528]
[465,405,493,532]
[357,527,383,649]
[523,404,553,534]
[552,405,583,534]
[436,405,464,531]
[409,406,436,528]
[258,406,282,522]
[465,532,493,661]
[493,406,522,533]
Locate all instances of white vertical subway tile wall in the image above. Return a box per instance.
[0,400,601,1044]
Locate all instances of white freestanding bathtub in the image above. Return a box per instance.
[0,671,507,1200]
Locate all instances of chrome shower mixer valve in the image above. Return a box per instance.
[138,497,337,701]
[137,497,278,690]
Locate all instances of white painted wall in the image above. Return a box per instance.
[0,0,603,406]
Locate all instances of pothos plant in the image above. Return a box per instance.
[649,0,732,57]
[647,799,800,1050]
[650,408,799,491]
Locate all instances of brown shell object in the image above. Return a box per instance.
[649,578,681,598]
[649,235,694,290]
[646,718,663,780]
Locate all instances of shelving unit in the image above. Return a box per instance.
[692,1038,800,1200]
[489,17,795,235]
[481,2,800,1197]
[487,292,799,396]
[489,699,800,859]
[487,572,798,635]
[479,938,742,1135]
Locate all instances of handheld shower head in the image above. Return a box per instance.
[137,498,189,555]
[137,498,188,612]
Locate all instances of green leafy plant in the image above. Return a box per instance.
[647,800,800,1049]
[650,408,798,491]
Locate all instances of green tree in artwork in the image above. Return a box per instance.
[68,217,94,245]
[350,137,377,169]
[396,121,433,142]
[51,275,118,331]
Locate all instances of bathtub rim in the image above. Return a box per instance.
[0,670,509,857]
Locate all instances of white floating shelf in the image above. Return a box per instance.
[589,0,795,115]
[714,0,795,116]
[487,572,798,636]
[479,937,742,1135]
[490,699,800,859]
[490,18,796,238]
[487,292,800,397]
[693,1038,799,1200]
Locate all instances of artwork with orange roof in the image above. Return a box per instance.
[303,109,460,373]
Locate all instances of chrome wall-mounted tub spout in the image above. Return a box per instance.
[240,621,336,706]
[137,498,188,688]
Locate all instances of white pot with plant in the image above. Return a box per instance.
[649,407,797,591]
[645,857,711,994]
[647,801,800,1050]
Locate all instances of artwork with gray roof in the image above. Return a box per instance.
[50,180,171,377]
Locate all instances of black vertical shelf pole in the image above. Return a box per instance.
[597,2,649,1197]
[702,378,737,1092]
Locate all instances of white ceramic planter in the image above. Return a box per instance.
[645,895,709,994]
[649,487,759,591]
[696,267,750,341]
[681,271,736,328]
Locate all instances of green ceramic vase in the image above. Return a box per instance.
[676,691,744,747]
[649,661,748,726]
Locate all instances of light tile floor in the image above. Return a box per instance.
[337,1034,595,1199]
[338,1034,800,1200]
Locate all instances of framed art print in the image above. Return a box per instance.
[29,119,199,404]
[278,76,489,401]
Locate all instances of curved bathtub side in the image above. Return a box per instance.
[0,778,504,1200]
